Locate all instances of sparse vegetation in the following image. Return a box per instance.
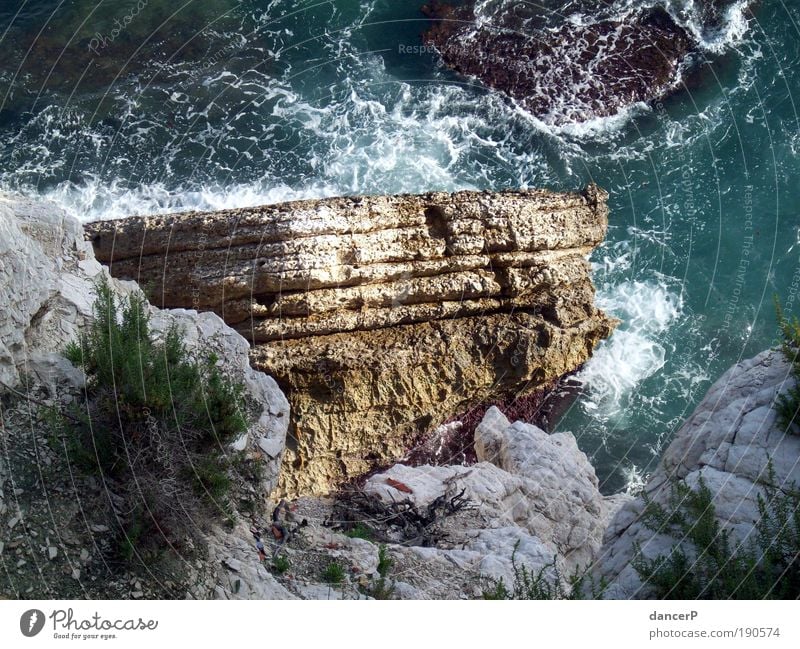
[367,544,396,599]
[322,561,345,584]
[481,541,604,600]
[633,473,800,599]
[344,522,374,541]
[52,276,251,562]
[774,299,800,434]
[271,555,290,574]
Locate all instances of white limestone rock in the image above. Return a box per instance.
[203,523,295,600]
[595,349,800,598]
[359,405,610,597]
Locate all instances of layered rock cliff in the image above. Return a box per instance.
[85,186,615,496]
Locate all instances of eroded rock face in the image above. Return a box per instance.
[595,350,800,598]
[86,186,615,497]
[421,2,694,125]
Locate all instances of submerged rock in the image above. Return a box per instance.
[86,186,615,497]
[421,2,695,125]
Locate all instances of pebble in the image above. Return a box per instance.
[131,591,143,599]
[71,568,80,580]
[8,516,19,530]
[48,546,58,560]
[0,541,4,556]
[89,524,109,533]
[80,549,89,562]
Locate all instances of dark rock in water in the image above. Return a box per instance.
[422,2,695,125]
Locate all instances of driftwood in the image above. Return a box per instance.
[325,486,472,547]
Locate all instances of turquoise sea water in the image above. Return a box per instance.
[1,0,798,493]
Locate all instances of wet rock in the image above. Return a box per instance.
[422,2,694,125]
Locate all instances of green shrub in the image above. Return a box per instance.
[367,544,396,600]
[271,555,290,574]
[774,299,800,434]
[633,473,800,599]
[344,523,374,541]
[191,457,232,503]
[55,276,250,560]
[376,544,393,578]
[322,561,345,584]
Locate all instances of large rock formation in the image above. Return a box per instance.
[421,2,695,125]
[86,186,615,496]
[595,349,800,598]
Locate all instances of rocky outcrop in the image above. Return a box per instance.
[595,349,800,598]
[365,406,623,579]
[0,194,100,391]
[0,193,289,494]
[203,405,627,600]
[421,3,694,126]
[85,187,615,497]
[0,195,289,598]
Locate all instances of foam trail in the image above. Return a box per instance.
[39,179,347,221]
[576,279,684,420]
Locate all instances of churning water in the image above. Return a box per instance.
[1,0,797,492]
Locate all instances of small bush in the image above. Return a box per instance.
[376,544,393,578]
[271,555,290,574]
[191,457,232,503]
[345,523,374,541]
[633,473,800,599]
[367,544,396,600]
[322,561,345,584]
[55,276,251,561]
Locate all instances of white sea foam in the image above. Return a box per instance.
[622,464,648,495]
[37,178,345,221]
[660,0,752,54]
[576,278,684,419]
